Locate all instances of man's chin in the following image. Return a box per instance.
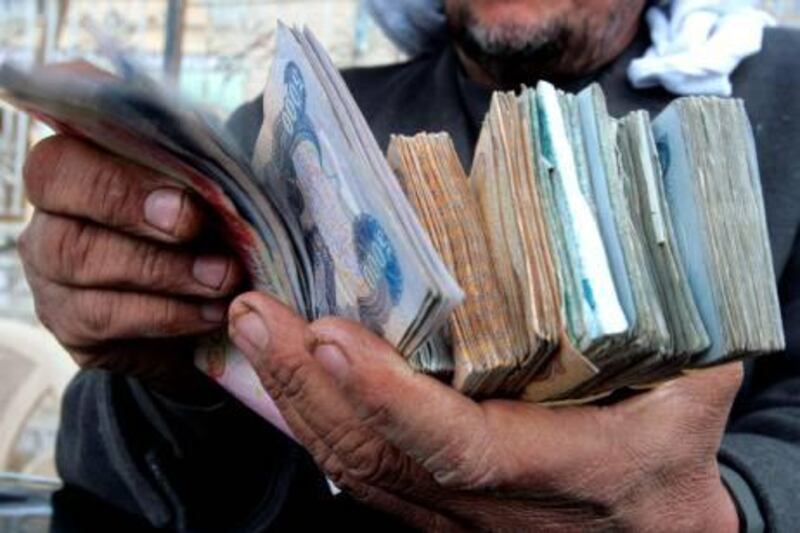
[452,22,571,88]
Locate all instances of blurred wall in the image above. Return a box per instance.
[52,0,405,114]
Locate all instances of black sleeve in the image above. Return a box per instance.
[720,236,800,533]
[51,370,334,531]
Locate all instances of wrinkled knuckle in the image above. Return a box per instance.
[75,291,115,340]
[303,431,336,467]
[312,432,366,488]
[54,219,95,282]
[151,297,186,335]
[136,241,171,287]
[367,448,419,494]
[320,455,347,487]
[342,435,389,485]
[23,136,68,204]
[42,295,91,348]
[89,159,136,226]
[314,449,365,498]
[271,356,313,402]
[257,371,283,402]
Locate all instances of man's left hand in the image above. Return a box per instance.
[228,291,742,532]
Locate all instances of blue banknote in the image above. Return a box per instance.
[253,24,462,352]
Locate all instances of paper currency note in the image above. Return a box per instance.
[252,24,462,351]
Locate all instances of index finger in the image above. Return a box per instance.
[24,134,204,243]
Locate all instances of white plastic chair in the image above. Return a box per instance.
[0,319,77,477]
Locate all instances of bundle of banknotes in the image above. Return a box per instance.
[391,83,785,401]
[0,24,785,414]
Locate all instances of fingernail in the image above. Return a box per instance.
[144,189,183,233]
[314,343,349,383]
[201,302,227,322]
[231,311,270,353]
[193,256,230,289]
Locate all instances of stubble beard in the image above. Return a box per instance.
[448,3,640,89]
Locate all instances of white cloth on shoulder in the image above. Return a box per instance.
[627,0,775,96]
[365,0,774,96]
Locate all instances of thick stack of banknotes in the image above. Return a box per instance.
[0,24,785,414]
[391,83,785,401]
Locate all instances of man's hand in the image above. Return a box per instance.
[19,135,244,393]
[229,291,742,532]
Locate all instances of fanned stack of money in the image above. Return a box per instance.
[392,81,784,400]
[250,25,464,355]
[0,24,464,420]
[0,22,785,410]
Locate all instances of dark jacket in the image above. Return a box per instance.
[52,27,800,532]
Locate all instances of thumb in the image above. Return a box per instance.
[308,318,494,487]
[626,361,744,418]
[228,290,315,378]
[227,291,313,436]
[616,362,744,459]
[680,362,745,409]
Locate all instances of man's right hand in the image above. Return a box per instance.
[18,134,244,394]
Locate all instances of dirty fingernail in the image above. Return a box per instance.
[144,189,183,233]
[193,256,230,289]
[231,311,270,353]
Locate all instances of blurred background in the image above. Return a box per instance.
[0,0,798,529]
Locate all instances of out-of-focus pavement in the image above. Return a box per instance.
[0,245,77,480]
